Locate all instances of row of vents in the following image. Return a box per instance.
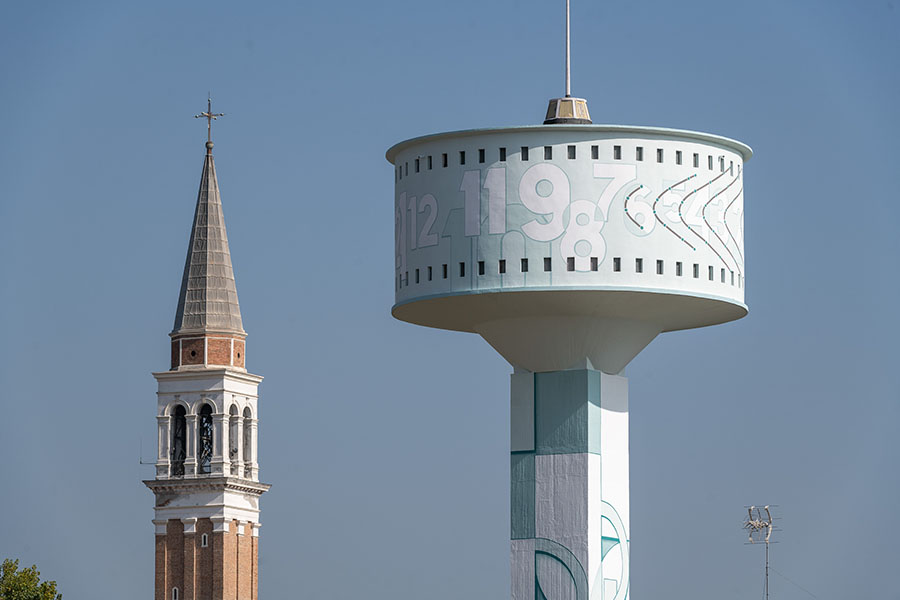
[397,258,743,288]
[396,145,736,180]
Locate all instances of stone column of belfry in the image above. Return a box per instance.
[145,135,269,600]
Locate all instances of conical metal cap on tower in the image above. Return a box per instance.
[171,138,244,337]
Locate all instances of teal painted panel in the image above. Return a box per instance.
[535,370,602,455]
[511,452,535,539]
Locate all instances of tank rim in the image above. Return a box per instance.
[385,124,752,164]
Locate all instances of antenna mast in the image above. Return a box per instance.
[743,505,775,600]
[565,0,571,97]
[543,0,591,124]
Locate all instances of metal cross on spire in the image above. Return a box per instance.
[194,96,225,145]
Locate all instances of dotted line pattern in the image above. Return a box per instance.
[623,184,646,230]
[651,174,698,250]
[703,173,742,274]
[679,171,729,264]
[725,185,744,271]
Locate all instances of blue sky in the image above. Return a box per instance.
[0,1,897,598]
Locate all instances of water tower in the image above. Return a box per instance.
[386,4,750,598]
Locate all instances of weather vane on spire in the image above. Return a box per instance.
[194,96,225,147]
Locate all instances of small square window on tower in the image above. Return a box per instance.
[676,261,683,276]
[568,145,576,159]
[479,148,485,163]
[591,145,599,160]
[459,151,466,165]
[427,155,433,170]
[636,147,644,161]
[442,263,448,279]
[521,146,530,161]
[708,155,713,170]
[415,158,420,173]
[544,146,553,160]
[613,145,622,160]
[676,150,682,165]
[499,147,507,162]
[613,257,621,272]
[656,148,664,163]
[544,257,552,271]
[635,258,643,273]
[693,153,700,168]
[590,257,598,271]
[567,257,575,271]
[521,258,529,272]
[499,259,506,274]
[459,262,466,277]
[428,266,433,281]
[693,263,700,278]
[656,259,664,275]
[708,265,714,280]
[415,268,420,284]
[478,261,485,275]
[442,153,448,168]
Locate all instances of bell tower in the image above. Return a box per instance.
[145,102,269,600]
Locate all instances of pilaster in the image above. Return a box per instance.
[182,517,197,600]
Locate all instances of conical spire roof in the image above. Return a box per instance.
[172,142,244,336]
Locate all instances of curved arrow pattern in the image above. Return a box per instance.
[678,171,730,268]
[652,174,698,250]
[725,184,744,272]
[702,173,742,275]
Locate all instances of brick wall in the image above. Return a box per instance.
[165,520,184,600]
[207,338,231,366]
[156,517,257,600]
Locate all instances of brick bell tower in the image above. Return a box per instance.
[145,101,269,600]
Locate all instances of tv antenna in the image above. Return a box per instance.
[743,505,775,600]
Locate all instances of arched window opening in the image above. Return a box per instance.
[201,533,209,548]
[229,405,239,475]
[172,588,179,600]
[243,407,252,476]
[171,406,186,477]
[198,404,214,475]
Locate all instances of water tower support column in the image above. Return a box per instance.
[510,367,630,600]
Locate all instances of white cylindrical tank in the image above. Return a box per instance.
[387,125,751,373]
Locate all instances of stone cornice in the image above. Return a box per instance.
[152,368,263,385]
[144,476,271,496]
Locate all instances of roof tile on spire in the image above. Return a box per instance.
[172,148,244,336]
